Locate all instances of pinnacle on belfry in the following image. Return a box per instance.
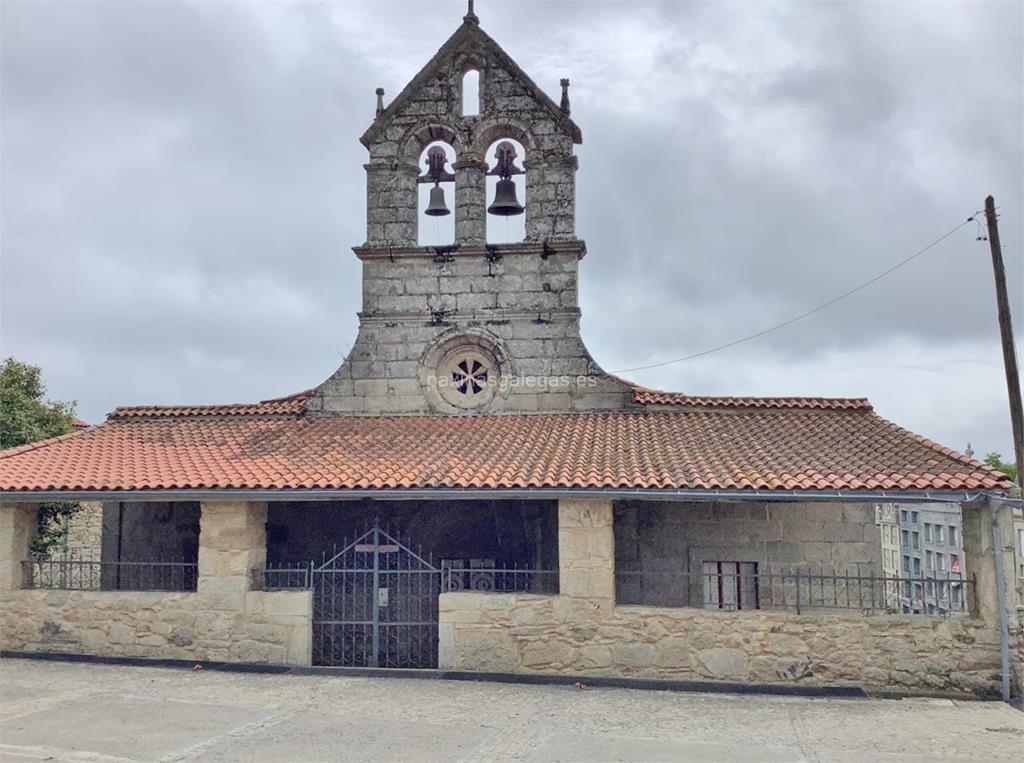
[464,0,479,25]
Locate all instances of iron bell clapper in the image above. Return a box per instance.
[487,178,524,216]
[424,183,450,216]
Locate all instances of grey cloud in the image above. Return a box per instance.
[1,0,1021,458]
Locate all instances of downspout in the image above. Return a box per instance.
[989,495,1011,703]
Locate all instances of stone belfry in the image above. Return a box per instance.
[308,2,635,415]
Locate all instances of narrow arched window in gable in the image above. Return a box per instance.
[461,69,480,116]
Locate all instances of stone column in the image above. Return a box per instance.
[364,161,418,247]
[0,501,36,590]
[197,501,267,605]
[453,156,487,246]
[558,497,614,601]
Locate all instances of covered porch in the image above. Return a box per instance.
[2,492,1020,698]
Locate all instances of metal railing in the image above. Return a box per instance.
[251,564,312,590]
[442,567,558,594]
[249,564,558,595]
[615,568,972,616]
[22,558,198,592]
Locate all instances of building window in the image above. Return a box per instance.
[702,561,759,611]
[900,509,908,523]
[950,553,961,574]
[925,550,934,570]
[901,529,909,548]
[912,531,920,550]
[935,525,945,544]
[936,553,946,572]
[924,523,933,542]
[949,526,958,546]
[912,557,921,576]
[902,554,910,573]
[911,510,919,524]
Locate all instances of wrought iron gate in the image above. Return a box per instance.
[312,524,441,668]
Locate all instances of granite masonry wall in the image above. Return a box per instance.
[439,498,1021,698]
[307,16,638,416]
[1,500,312,666]
[61,501,103,558]
[0,589,311,665]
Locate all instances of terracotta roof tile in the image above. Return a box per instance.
[632,386,872,410]
[108,390,310,419]
[0,399,1009,494]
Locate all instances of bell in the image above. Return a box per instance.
[424,184,450,216]
[487,178,524,216]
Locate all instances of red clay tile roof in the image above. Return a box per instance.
[633,388,872,410]
[0,396,1010,494]
[108,390,310,419]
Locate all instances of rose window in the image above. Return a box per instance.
[451,357,489,396]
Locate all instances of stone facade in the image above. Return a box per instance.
[439,497,1023,699]
[307,14,636,416]
[359,13,580,247]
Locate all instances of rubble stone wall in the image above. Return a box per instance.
[438,592,1005,697]
[0,589,311,665]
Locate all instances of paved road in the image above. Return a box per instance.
[0,658,1022,762]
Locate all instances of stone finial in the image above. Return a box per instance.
[464,0,479,25]
[560,78,571,114]
[964,442,974,458]
[375,87,385,118]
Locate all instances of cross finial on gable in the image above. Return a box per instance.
[464,0,479,25]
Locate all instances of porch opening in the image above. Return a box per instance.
[265,499,558,668]
[613,500,970,616]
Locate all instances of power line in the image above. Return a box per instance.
[611,212,981,374]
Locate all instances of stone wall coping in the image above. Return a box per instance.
[353,241,586,261]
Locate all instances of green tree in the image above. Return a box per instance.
[0,358,79,555]
[984,452,1018,482]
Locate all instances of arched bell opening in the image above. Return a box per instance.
[485,137,526,244]
[417,141,456,246]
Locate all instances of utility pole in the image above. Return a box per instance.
[984,195,1024,491]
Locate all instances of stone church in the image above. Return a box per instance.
[1,4,1019,698]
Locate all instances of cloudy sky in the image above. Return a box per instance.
[2,0,1021,459]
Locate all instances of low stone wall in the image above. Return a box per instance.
[439,592,1005,698]
[0,589,312,666]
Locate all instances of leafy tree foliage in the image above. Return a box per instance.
[0,357,79,556]
[984,452,1018,482]
[1,357,77,448]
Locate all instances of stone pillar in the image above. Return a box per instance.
[962,499,1018,624]
[525,155,577,243]
[0,501,36,590]
[197,501,267,603]
[558,497,614,601]
[364,161,418,246]
[453,156,487,246]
